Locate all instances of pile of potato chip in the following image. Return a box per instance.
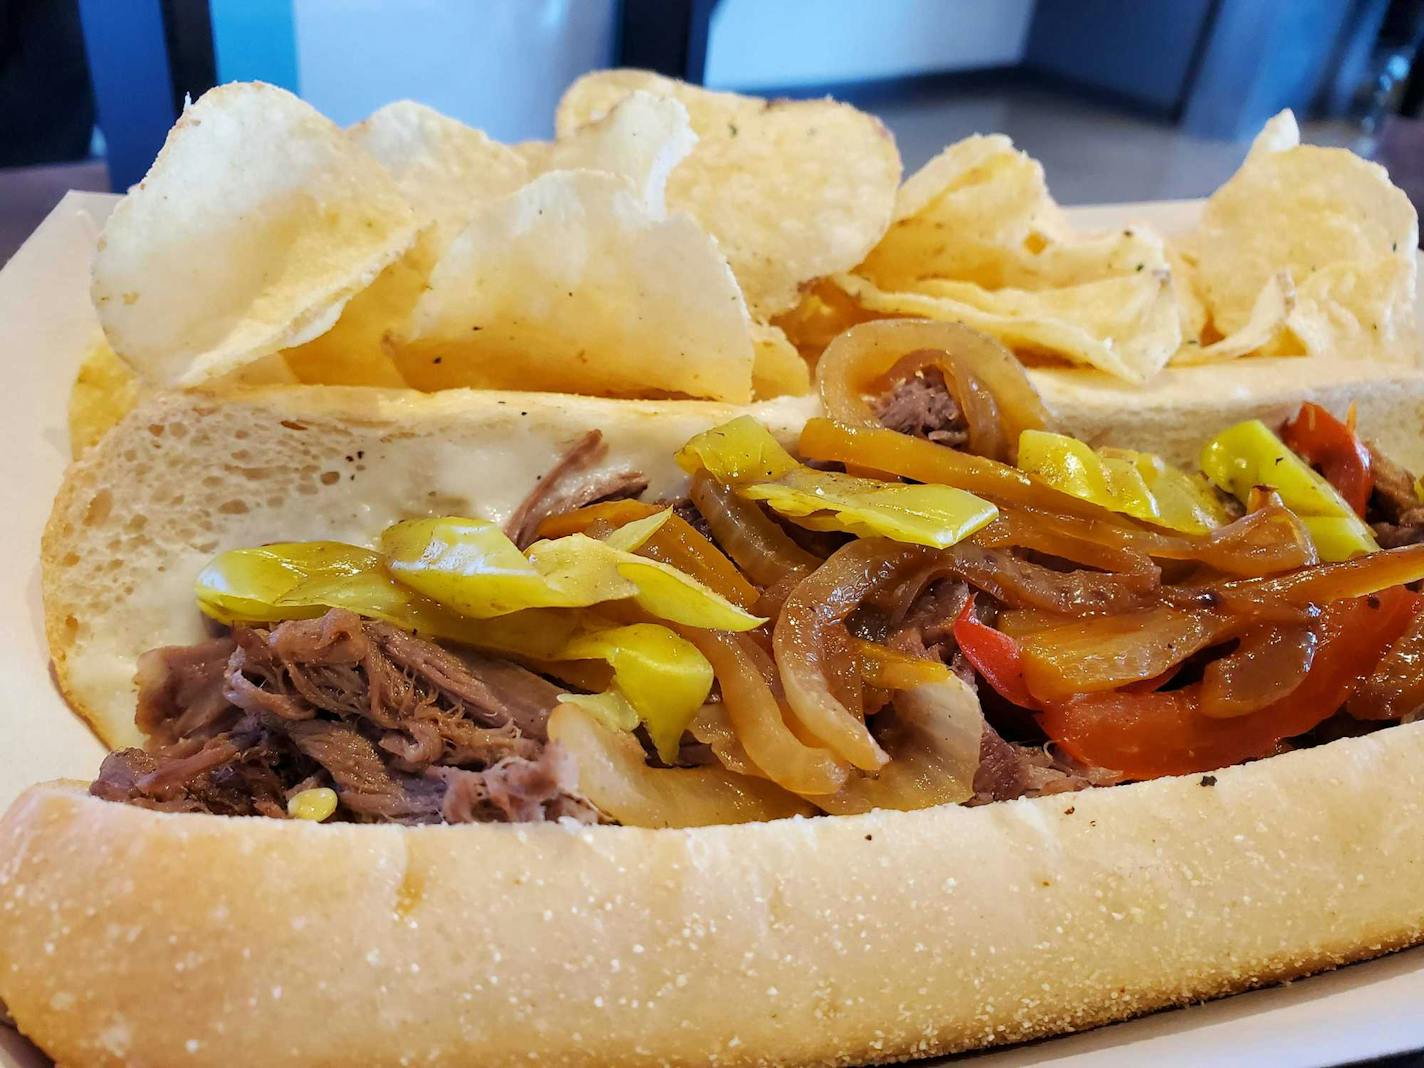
[73,71,1420,456]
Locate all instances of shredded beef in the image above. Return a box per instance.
[433,745,597,824]
[886,578,971,668]
[1366,442,1424,548]
[970,727,1113,804]
[872,367,969,447]
[505,430,649,547]
[134,636,239,746]
[91,609,594,825]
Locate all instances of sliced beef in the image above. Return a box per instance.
[1366,442,1424,548]
[91,609,594,825]
[134,636,238,747]
[505,430,649,547]
[886,578,971,668]
[872,366,968,447]
[970,727,1112,804]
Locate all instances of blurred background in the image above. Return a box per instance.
[3,0,1424,265]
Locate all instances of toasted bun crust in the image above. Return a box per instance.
[1031,356,1424,471]
[4,719,1424,1066]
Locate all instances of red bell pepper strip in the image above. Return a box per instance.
[1036,586,1420,779]
[952,598,1041,710]
[1282,402,1373,516]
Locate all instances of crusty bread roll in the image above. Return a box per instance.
[4,715,1423,1066]
[25,377,1424,1064]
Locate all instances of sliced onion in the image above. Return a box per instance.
[1210,543,1424,612]
[935,544,1158,616]
[814,676,985,815]
[689,470,821,587]
[1200,623,1315,718]
[687,702,761,777]
[547,704,815,827]
[1020,606,1233,703]
[685,629,848,795]
[974,512,1160,585]
[817,319,1049,462]
[774,539,935,770]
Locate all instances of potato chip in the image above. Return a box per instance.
[537,91,695,214]
[281,101,533,385]
[512,140,553,171]
[1173,272,1294,365]
[751,323,811,399]
[1288,254,1418,361]
[834,268,1180,382]
[68,336,141,456]
[859,135,1064,289]
[348,100,529,247]
[556,69,901,317]
[92,82,417,386]
[859,133,1173,299]
[399,169,754,401]
[1166,246,1207,345]
[1179,109,1418,340]
[280,234,431,388]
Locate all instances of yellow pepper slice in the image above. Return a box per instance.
[1102,447,1234,533]
[382,513,759,630]
[1200,420,1377,561]
[560,624,714,762]
[680,416,998,549]
[196,542,377,625]
[528,532,764,632]
[744,470,998,547]
[555,689,641,732]
[1017,430,1227,534]
[196,542,579,659]
[676,415,800,483]
[381,517,614,617]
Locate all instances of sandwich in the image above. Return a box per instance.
[9,319,1424,1064]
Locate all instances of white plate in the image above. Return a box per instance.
[1,193,1420,1067]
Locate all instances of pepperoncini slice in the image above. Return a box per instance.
[1102,447,1234,533]
[559,624,714,762]
[745,471,997,547]
[1200,419,1378,561]
[676,415,800,483]
[1017,431,1227,534]
[381,517,611,617]
[196,541,581,659]
[195,542,379,625]
[555,689,641,732]
[528,532,765,632]
[679,417,998,549]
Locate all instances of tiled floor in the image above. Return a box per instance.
[0,84,1373,268]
